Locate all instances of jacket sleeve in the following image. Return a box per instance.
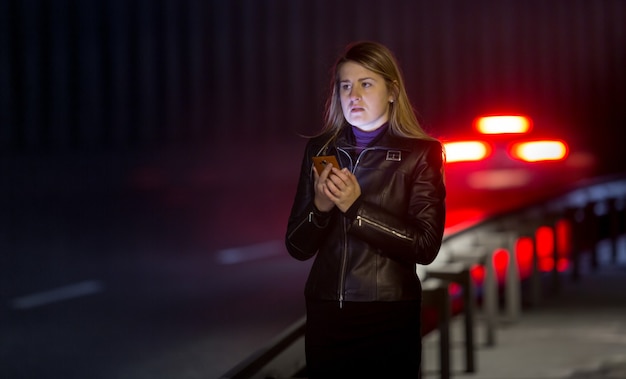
[347,141,446,265]
[285,141,336,261]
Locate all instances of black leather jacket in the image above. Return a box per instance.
[285,127,446,303]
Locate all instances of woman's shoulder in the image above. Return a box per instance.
[388,134,442,152]
[307,132,334,144]
[304,132,336,152]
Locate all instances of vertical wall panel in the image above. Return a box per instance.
[516,3,537,112]
[259,0,281,137]
[106,0,131,148]
[186,0,209,141]
[135,0,159,145]
[570,0,589,123]
[240,0,263,138]
[0,0,13,149]
[553,2,570,111]
[77,0,103,148]
[610,1,626,111]
[310,0,336,134]
[211,0,234,141]
[285,1,310,138]
[48,0,71,149]
[19,0,43,149]
[162,0,183,143]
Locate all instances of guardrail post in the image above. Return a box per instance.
[607,197,622,263]
[450,248,497,347]
[549,213,562,294]
[473,230,522,322]
[425,262,476,373]
[585,201,600,270]
[565,206,583,281]
[616,196,626,261]
[527,209,564,295]
[528,227,542,306]
[503,231,521,322]
[421,278,451,379]
[510,217,542,307]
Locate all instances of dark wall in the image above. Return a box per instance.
[1,0,625,171]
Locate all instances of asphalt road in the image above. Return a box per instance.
[0,141,597,379]
[1,145,313,379]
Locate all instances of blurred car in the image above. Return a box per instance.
[442,114,596,215]
[439,114,598,288]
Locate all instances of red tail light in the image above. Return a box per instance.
[475,115,531,134]
[444,141,490,163]
[510,140,568,162]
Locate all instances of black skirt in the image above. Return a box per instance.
[305,299,422,378]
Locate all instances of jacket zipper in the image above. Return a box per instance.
[334,147,382,308]
[356,215,413,241]
[338,216,349,309]
[335,148,352,309]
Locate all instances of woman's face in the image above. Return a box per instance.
[338,61,393,131]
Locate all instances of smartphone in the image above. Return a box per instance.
[312,155,341,174]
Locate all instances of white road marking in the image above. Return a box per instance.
[10,280,104,310]
[216,240,284,265]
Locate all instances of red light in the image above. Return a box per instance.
[493,249,509,283]
[533,222,572,273]
[536,226,555,272]
[516,237,534,278]
[470,264,485,285]
[511,140,568,162]
[556,219,572,258]
[475,115,532,134]
[556,219,571,271]
[444,141,490,163]
[448,282,462,296]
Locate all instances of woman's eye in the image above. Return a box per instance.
[362,82,372,88]
[341,84,351,91]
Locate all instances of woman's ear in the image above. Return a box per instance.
[389,80,400,103]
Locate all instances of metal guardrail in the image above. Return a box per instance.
[220,173,626,379]
[219,316,306,379]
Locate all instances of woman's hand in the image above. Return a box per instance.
[323,167,361,213]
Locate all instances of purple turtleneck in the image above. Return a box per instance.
[352,124,387,152]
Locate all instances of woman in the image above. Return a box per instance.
[285,41,446,378]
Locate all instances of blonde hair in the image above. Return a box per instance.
[321,41,434,142]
